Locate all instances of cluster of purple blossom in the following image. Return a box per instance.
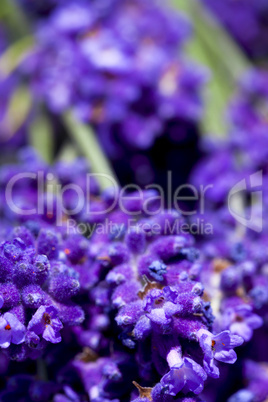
[0,220,86,355]
[1,0,268,401]
[0,149,246,401]
[191,68,268,400]
[18,0,205,154]
[0,29,30,149]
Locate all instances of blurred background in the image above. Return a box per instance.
[0,0,242,187]
[1,0,266,191]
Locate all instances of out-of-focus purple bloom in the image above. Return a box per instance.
[229,360,268,402]
[228,389,254,402]
[219,304,263,342]
[20,0,206,156]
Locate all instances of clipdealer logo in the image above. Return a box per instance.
[228,170,263,233]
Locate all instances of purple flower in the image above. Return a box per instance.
[148,261,167,281]
[197,329,243,378]
[20,0,205,165]
[220,304,263,342]
[228,360,268,402]
[228,389,254,402]
[143,288,182,332]
[161,348,207,395]
[0,312,26,348]
[27,305,63,343]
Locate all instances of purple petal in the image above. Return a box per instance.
[214,330,244,348]
[229,333,244,348]
[182,358,207,394]
[147,308,171,326]
[51,318,63,332]
[246,313,263,330]
[161,358,207,396]
[160,363,185,396]
[235,305,252,315]
[45,306,60,319]
[199,333,214,359]
[228,389,254,402]
[203,356,220,378]
[43,325,61,343]
[27,305,46,335]
[163,301,182,317]
[0,317,12,348]
[230,322,253,342]
[214,349,237,364]
[4,312,26,345]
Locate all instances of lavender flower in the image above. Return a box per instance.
[189,64,268,401]
[69,191,241,399]
[219,304,263,342]
[197,329,243,378]
[0,141,250,399]
[0,223,85,359]
[27,306,63,344]
[21,0,205,154]
[161,348,207,395]
[2,0,264,400]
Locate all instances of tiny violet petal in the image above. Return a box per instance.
[4,312,26,345]
[43,325,62,343]
[0,317,12,349]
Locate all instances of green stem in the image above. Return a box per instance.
[172,0,251,137]
[63,112,119,190]
[29,113,54,164]
[185,36,232,137]
[187,0,249,79]
[56,142,79,162]
[0,0,30,39]
[2,85,32,140]
[0,35,35,77]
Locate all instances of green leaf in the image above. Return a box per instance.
[1,85,32,141]
[172,0,251,137]
[56,142,79,162]
[29,114,54,164]
[0,0,30,39]
[0,35,35,77]
[63,112,119,190]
